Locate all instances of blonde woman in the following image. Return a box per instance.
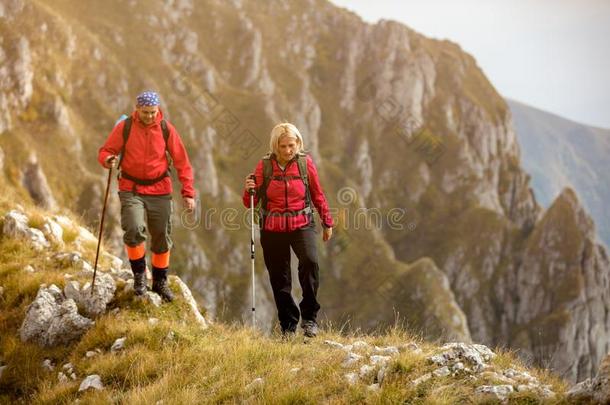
[243,123,334,337]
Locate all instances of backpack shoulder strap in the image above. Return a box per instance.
[296,152,312,209]
[161,119,170,144]
[259,153,273,205]
[117,117,132,169]
[160,119,173,168]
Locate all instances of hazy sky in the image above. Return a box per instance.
[330,0,610,129]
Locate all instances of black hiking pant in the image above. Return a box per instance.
[260,224,320,333]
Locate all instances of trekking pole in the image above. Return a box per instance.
[91,159,114,294]
[249,175,257,327]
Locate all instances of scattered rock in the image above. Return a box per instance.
[23,265,35,273]
[62,362,73,372]
[79,374,104,391]
[452,362,465,373]
[377,366,388,384]
[165,331,176,341]
[428,343,495,372]
[374,346,399,356]
[246,377,264,391]
[3,210,50,250]
[412,373,432,386]
[480,371,516,385]
[42,359,54,371]
[324,340,344,349]
[344,372,358,385]
[503,368,536,384]
[148,318,160,326]
[433,366,451,377]
[352,340,369,350]
[367,383,380,392]
[400,342,420,352]
[290,367,301,373]
[475,385,514,402]
[85,351,98,358]
[342,352,363,368]
[144,291,162,307]
[359,364,375,378]
[110,337,126,353]
[58,372,69,383]
[370,355,391,366]
[41,217,64,247]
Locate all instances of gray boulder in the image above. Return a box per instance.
[429,343,495,372]
[79,374,104,391]
[64,274,116,318]
[568,354,610,403]
[20,284,93,346]
[3,210,50,251]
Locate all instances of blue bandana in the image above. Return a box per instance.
[136,91,160,106]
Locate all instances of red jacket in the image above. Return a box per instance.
[243,154,334,232]
[98,110,195,198]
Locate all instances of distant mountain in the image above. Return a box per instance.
[508,99,610,248]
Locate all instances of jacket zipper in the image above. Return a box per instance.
[282,162,289,231]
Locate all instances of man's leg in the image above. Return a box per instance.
[290,225,321,337]
[119,192,148,295]
[145,194,174,301]
[261,230,300,334]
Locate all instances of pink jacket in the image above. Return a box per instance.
[243,154,334,232]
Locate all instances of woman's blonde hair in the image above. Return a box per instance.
[269,123,304,156]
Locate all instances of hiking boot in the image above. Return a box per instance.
[302,320,318,338]
[152,277,174,302]
[152,267,174,302]
[130,257,148,296]
[133,271,147,296]
[281,324,297,338]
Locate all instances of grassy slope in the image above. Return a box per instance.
[0,193,568,404]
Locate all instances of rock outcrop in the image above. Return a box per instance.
[20,284,94,346]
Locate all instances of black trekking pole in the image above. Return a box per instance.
[249,175,257,327]
[91,159,114,294]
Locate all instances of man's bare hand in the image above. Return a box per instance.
[105,155,118,169]
[183,197,196,211]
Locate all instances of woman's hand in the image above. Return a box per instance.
[323,227,333,242]
[245,174,256,192]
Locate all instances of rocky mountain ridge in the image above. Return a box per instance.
[0,0,608,383]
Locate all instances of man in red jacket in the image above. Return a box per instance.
[98,91,195,302]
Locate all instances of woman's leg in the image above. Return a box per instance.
[290,226,321,325]
[261,230,300,333]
